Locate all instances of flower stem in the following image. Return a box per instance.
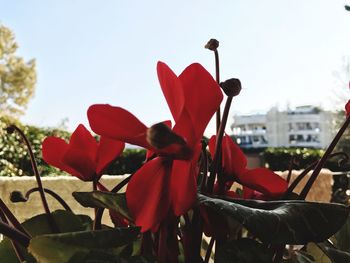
[214,49,221,133]
[25,188,72,212]
[299,116,350,200]
[199,140,209,192]
[207,96,233,193]
[8,125,58,233]
[111,174,133,193]
[0,209,26,262]
[0,198,30,238]
[0,220,30,248]
[204,238,215,263]
[284,151,348,198]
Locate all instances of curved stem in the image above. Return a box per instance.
[9,125,58,233]
[207,96,233,193]
[299,116,350,200]
[0,221,30,248]
[25,188,72,212]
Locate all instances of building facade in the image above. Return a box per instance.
[231,106,335,149]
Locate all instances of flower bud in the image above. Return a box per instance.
[205,39,219,51]
[10,191,27,203]
[5,125,15,134]
[146,122,186,149]
[220,78,242,97]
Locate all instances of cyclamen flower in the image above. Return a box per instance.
[42,124,125,181]
[88,62,223,231]
[209,135,288,199]
[345,100,350,117]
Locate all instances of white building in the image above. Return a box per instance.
[231,106,335,149]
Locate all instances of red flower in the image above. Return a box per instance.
[42,124,125,181]
[345,100,350,117]
[209,135,288,199]
[88,62,223,231]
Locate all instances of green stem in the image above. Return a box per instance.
[299,116,350,199]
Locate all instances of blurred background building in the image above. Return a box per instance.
[231,105,336,149]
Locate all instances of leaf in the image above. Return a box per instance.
[198,194,349,244]
[0,210,93,263]
[316,242,350,263]
[334,217,350,253]
[73,191,133,222]
[28,227,140,263]
[215,238,273,263]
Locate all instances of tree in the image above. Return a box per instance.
[0,23,36,117]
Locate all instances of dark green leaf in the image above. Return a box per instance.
[28,227,140,263]
[334,217,350,253]
[316,242,350,263]
[198,194,349,244]
[73,191,133,222]
[0,210,93,263]
[215,238,273,263]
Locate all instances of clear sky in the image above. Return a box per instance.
[1,0,350,136]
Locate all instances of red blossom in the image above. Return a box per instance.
[209,135,288,199]
[88,62,223,231]
[345,100,350,117]
[42,124,125,181]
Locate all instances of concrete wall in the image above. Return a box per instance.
[0,175,128,225]
[0,170,333,227]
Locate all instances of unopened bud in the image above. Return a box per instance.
[5,125,15,134]
[146,122,186,149]
[10,191,27,203]
[220,78,242,97]
[205,39,219,51]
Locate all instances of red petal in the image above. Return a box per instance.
[345,100,350,117]
[42,137,81,178]
[157,62,184,122]
[209,135,247,177]
[88,104,150,148]
[221,135,247,177]
[238,168,288,198]
[126,158,171,232]
[170,160,197,216]
[69,124,98,164]
[176,63,223,145]
[208,135,216,157]
[96,137,125,175]
[63,147,96,181]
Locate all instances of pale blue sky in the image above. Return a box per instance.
[1,0,350,135]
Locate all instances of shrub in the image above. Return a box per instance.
[0,117,146,176]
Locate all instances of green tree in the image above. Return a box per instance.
[0,23,36,117]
